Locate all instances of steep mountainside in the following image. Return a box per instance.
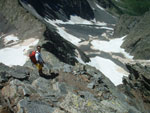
[114,11,150,59]
[122,11,150,59]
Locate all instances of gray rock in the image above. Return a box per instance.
[62,64,73,73]
[58,83,68,95]
[0,63,30,81]
[32,77,53,93]
[17,99,54,113]
[87,82,95,89]
[78,91,96,101]
[0,72,8,83]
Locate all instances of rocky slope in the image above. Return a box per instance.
[0,63,145,113]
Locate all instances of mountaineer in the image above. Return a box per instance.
[29,45,45,75]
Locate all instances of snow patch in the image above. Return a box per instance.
[91,35,133,59]
[4,34,19,45]
[0,38,39,67]
[87,56,129,86]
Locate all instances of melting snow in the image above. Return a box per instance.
[87,56,129,86]
[0,38,39,67]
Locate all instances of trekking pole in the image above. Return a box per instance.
[44,63,51,74]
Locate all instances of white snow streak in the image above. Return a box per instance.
[95,3,105,11]
[45,18,81,46]
[50,16,107,26]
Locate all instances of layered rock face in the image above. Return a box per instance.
[42,29,90,65]
[114,11,150,59]
[20,0,94,21]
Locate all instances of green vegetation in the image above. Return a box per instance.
[113,0,150,15]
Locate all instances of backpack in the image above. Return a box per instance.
[29,51,37,64]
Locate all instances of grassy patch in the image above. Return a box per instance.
[113,0,150,15]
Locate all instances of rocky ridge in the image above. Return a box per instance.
[0,62,146,113]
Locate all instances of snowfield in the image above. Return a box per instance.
[87,56,129,86]
[0,36,39,67]
[4,34,19,45]
[91,35,134,59]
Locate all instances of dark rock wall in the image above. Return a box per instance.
[42,28,90,65]
[20,0,94,21]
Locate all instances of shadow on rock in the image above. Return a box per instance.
[40,73,59,79]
